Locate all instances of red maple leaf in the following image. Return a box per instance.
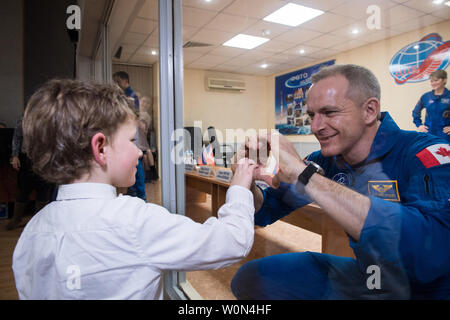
[436,147,450,157]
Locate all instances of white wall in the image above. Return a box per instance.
[183,69,271,143]
[267,19,450,143]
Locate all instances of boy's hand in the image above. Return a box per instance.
[418,125,428,133]
[230,158,257,190]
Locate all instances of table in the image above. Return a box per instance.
[185,170,229,216]
[185,168,354,258]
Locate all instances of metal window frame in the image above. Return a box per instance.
[159,0,202,300]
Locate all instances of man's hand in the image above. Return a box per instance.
[261,132,306,185]
[10,156,20,171]
[418,125,429,133]
[443,126,450,135]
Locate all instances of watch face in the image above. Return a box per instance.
[305,160,324,175]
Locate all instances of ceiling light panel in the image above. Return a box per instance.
[263,3,324,27]
[223,34,270,50]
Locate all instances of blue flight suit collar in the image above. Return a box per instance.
[430,87,449,99]
[334,112,399,168]
[366,112,400,162]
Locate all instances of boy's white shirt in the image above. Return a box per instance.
[12,183,254,300]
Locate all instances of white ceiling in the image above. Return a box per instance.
[110,0,450,76]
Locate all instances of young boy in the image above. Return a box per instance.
[12,79,256,299]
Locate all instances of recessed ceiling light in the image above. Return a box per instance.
[263,3,324,27]
[352,29,359,34]
[151,50,157,55]
[261,63,268,69]
[433,0,444,4]
[299,49,305,54]
[445,1,450,6]
[223,34,269,50]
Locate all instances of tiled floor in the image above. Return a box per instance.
[0,180,321,300]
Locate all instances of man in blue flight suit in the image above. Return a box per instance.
[412,69,450,142]
[231,64,450,299]
[113,71,147,201]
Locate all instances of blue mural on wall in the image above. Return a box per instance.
[389,33,450,85]
[275,60,335,135]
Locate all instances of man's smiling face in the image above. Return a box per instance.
[306,75,367,159]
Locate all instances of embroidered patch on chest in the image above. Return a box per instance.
[416,144,450,168]
[332,173,351,186]
[368,181,401,202]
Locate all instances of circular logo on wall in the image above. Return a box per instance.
[389,33,450,85]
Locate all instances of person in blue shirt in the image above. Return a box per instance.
[412,69,450,142]
[113,71,146,201]
[231,64,450,299]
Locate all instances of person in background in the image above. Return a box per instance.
[113,71,146,200]
[113,71,139,111]
[6,117,52,230]
[12,79,256,299]
[137,119,155,175]
[139,96,152,131]
[412,69,450,141]
[136,96,155,178]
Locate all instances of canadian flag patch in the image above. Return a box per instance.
[416,144,450,168]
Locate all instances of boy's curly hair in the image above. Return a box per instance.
[23,79,137,185]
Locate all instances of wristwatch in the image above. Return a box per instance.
[297,160,325,186]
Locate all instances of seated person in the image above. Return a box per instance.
[12,79,256,299]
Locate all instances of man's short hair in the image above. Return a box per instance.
[23,79,137,185]
[113,71,130,82]
[310,64,381,107]
[430,69,447,80]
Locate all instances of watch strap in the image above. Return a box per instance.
[298,163,319,186]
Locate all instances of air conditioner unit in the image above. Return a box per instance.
[206,78,246,92]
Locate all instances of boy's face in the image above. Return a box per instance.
[106,119,142,188]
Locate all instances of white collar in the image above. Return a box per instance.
[56,183,117,201]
